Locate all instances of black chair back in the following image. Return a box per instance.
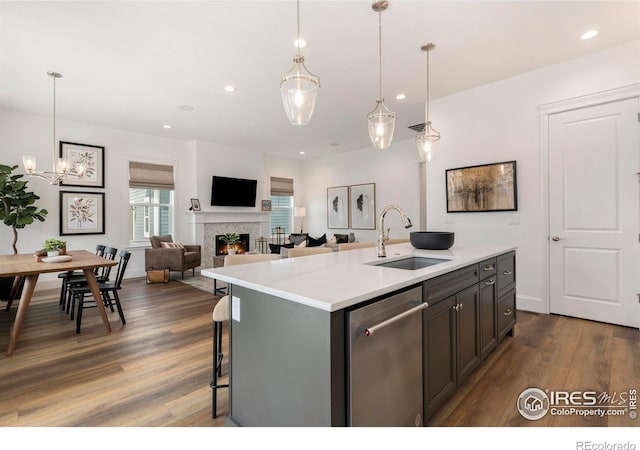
[98,246,118,281]
[113,250,132,289]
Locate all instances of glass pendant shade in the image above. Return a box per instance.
[416,121,440,161]
[280,55,320,125]
[367,99,396,150]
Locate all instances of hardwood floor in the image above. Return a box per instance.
[1,279,638,427]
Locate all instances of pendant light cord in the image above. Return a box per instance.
[296,0,301,57]
[424,48,429,123]
[52,74,57,171]
[378,9,383,100]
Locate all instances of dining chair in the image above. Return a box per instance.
[65,246,118,317]
[69,249,131,334]
[58,244,105,309]
[211,253,280,418]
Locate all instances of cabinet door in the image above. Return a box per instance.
[497,287,517,341]
[423,296,456,420]
[479,277,497,360]
[456,285,480,384]
[497,251,515,295]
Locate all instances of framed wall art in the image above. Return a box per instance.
[327,186,349,229]
[349,183,376,229]
[59,141,105,188]
[59,191,105,235]
[261,200,272,211]
[446,160,517,212]
[190,198,201,211]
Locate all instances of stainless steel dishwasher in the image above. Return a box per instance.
[348,286,426,426]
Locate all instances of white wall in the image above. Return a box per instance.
[302,138,422,243]
[302,40,640,314]
[0,109,195,285]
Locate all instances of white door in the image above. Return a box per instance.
[548,97,639,328]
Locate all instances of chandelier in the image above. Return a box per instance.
[280,0,320,125]
[416,43,440,161]
[22,72,85,185]
[367,1,396,150]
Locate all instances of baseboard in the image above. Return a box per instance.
[517,294,546,314]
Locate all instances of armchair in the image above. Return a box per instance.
[145,235,201,279]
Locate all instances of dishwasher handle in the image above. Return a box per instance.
[363,303,428,337]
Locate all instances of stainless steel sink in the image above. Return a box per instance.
[373,256,449,270]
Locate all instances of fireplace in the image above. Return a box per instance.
[216,233,250,255]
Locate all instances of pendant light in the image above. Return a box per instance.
[416,43,440,161]
[280,0,320,125]
[22,71,85,185]
[367,1,396,150]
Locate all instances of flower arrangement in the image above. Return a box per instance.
[220,233,240,245]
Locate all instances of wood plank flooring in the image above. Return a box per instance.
[1,279,638,427]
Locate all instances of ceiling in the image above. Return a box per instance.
[1,1,638,159]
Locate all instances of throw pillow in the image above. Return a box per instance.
[295,240,307,248]
[160,241,185,249]
[288,233,308,246]
[348,233,356,243]
[269,243,294,254]
[307,233,327,247]
[334,234,349,244]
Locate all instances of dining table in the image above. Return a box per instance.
[0,250,119,355]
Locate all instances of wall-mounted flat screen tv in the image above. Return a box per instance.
[211,176,257,207]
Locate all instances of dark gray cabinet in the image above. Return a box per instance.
[478,257,497,360]
[496,251,516,341]
[423,251,516,422]
[423,266,480,420]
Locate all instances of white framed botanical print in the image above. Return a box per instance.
[59,141,105,188]
[60,191,105,235]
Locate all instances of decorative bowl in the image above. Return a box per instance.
[409,231,455,250]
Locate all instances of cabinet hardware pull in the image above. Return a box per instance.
[502,270,512,275]
[483,265,494,271]
[363,303,428,337]
[503,309,513,316]
[484,279,495,285]
[458,303,464,310]
[452,304,460,312]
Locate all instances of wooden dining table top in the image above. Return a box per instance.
[0,250,118,277]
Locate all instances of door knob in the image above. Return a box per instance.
[551,236,565,242]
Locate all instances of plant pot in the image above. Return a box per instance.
[227,248,236,255]
[47,250,60,257]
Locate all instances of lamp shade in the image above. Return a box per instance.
[295,206,306,217]
[367,99,396,150]
[281,56,320,126]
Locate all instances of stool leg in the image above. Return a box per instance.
[211,320,219,418]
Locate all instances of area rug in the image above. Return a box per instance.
[177,274,223,294]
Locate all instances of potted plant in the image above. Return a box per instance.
[43,238,67,257]
[220,232,240,255]
[0,164,48,300]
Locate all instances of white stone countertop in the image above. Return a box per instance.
[200,243,516,312]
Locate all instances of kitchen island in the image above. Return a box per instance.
[202,242,517,426]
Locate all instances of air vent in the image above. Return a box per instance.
[408,122,425,132]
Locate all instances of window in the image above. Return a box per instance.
[129,189,173,243]
[129,161,175,245]
[270,194,293,236]
[270,177,294,237]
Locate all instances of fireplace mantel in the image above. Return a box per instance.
[188,211,270,224]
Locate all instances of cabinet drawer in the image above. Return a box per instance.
[496,252,515,293]
[425,265,478,305]
[497,288,516,341]
[478,258,496,280]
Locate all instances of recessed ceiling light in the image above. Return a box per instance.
[396,93,406,100]
[162,124,172,129]
[580,30,598,40]
[224,85,237,93]
[329,143,340,147]
[299,151,305,155]
[294,39,307,49]
[177,105,194,112]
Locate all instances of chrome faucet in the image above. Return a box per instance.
[378,205,412,257]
